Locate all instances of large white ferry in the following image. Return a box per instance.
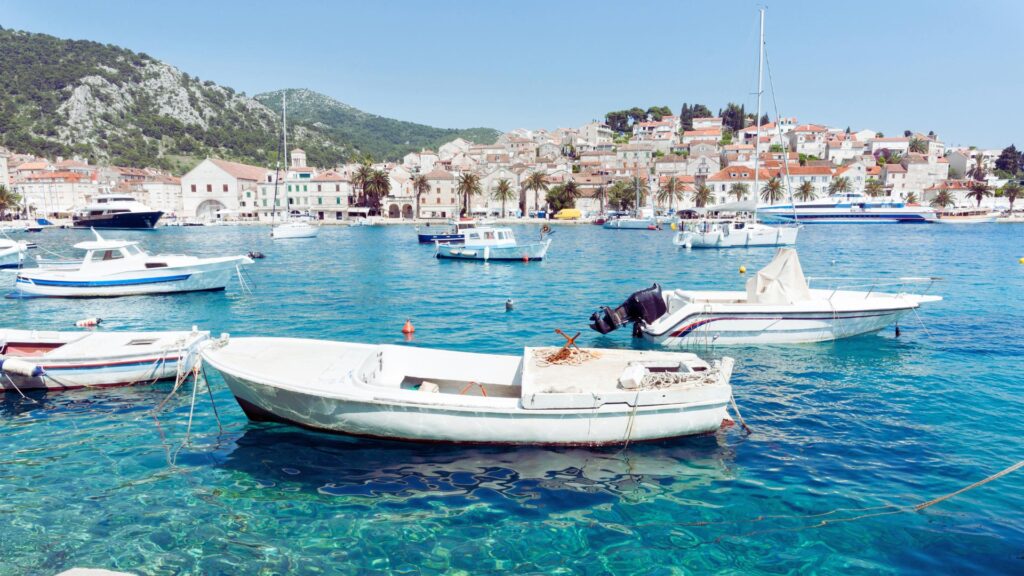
[758,193,935,224]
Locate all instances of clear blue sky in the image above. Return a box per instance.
[3,0,1021,147]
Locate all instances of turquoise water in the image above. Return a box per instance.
[1,224,1022,575]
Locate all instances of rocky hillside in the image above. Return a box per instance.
[0,27,499,172]
[255,89,500,162]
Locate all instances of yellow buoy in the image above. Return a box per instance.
[670,222,677,231]
[1019,257,1024,264]
[739,265,747,274]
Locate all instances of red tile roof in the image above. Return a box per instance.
[210,158,268,181]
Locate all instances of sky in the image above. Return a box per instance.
[2,0,1022,148]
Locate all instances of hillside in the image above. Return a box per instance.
[254,89,499,161]
[0,27,500,172]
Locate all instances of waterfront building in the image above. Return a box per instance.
[142,175,183,216]
[181,157,267,220]
[787,124,828,158]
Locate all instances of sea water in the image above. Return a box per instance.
[1,223,1022,575]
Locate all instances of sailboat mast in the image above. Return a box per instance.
[753,8,764,207]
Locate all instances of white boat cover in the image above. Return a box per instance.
[745,248,811,304]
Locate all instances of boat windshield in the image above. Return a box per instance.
[91,250,124,262]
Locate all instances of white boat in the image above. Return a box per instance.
[934,207,997,224]
[674,218,799,248]
[14,230,252,298]
[271,219,320,239]
[201,336,736,445]
[602,217,659,230]
[0,327,207,392]
[435,226,552,261]
[72,194,163,229]
[0,239,28,269]
[759,193,936,223]
[590,248,941,345]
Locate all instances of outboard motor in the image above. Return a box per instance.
[589,284,667,336]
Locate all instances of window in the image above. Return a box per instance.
[287,185,292,192]
[262,199,267,207]
[246,191,251,198]
[317,185,322,192]
[206,184,212,192]
[303,185,308,192]
[318,197,323,205]
[335,185,340,192]
[336,197,341,204]
[222,184,228,192]
[190,184,196,192]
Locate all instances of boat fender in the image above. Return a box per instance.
[75,317,102,328]
[618,363,647,390]
[0,357,44,378]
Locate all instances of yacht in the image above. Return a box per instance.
[758,193,936,223]
[72,194,163,229]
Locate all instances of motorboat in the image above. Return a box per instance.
[13,230,252,298]
[590,248,941,345]
[0,327,208,392]
[0,239,28,269]
[758,193,936,223]
[201,335,736,445]
[602,217,659,230]
[435,226,552,261]
[934,207,997,224]
[72,194,163,229]
[674,218,799,248]
[417,219,478,243]
[271,219,320,239]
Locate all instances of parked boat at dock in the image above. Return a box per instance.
[0,327,208,392]
[590,248,941,345]
[674,218,799,248]
[435,226,552,261]
[935,207,997,224]
[202,336,736,445]
[13,230,252,298]
[758,193,936,223]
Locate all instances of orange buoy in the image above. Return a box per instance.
[75,317,102,328]
[522,255,529,263]
[401,319,415,334]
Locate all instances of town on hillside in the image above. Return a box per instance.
[2,113,1022,222]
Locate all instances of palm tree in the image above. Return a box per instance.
[457,172,482,216]
[624,177,649,209]
[491,178,517,217]
[562,179,581,205]
[930,189,954,209]
[522,171,549,216]
[1001,181,1022,212]
[690,184,713,208]
[353,164,374,206]
[657,177,684,211]
[0,186,21,220]
[363,169,391,215]
[412,174,430,220]
[864,179,884,197]
[795,180,816,202]
[904,191,918,205]
[595,184,607,213]
[828,176,851,195]
[969,153,986,181]
[908,137,927,154]
[728,182,749,202]
[760,177,785,204]
[607,180,633,211]
[966,180,992,207]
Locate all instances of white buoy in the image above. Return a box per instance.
[75,317,102,328]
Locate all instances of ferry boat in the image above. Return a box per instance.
[758,193,935,223]
[72,194,163,229]
[934,207,997,224]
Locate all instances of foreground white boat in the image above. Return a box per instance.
[0,328,208,392]
[590,248,941,345]
[674,219,799,248]
[202,336,736,445]
[271,220,320,239]
[14,231,252,298]
[0,239,28,269]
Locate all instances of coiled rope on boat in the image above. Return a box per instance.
[534,346,600,367]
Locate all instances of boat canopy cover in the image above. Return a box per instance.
[745,248,811,304]
[697,199,758,213]
[72,239,138,251]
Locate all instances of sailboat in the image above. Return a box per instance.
[271,94,320,240]
[674,8,799,249]
[602,176,659,230]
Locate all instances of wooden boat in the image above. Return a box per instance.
[435,226,552,261]
[0,328,208,392]
[202,336,736,445]
[934,207,997,224]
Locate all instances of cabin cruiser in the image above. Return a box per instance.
[202,335,736,445]
[934,207,997,224]
[14,230,252,298]
[0,327,208,392]
[758,193,936,223]
[435,226,552,261]
[590,248,941,345]
[674,218,799,248]
[72,194,163,229]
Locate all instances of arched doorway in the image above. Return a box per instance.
[196,199,227,220]
[402,204,413,219]
[388,204,400,218]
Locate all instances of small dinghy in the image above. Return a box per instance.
[202,336,736,445]
[0,328,208,392]
[0,239,28,269]
[13,229,253,298]
[590,248,942,346]
[435,226,552,262]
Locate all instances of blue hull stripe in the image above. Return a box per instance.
[16,274,191,287]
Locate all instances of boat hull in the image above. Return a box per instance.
[271,222,320,239]
[603,218,658,230]
[0,330,208,392]
[934,215,996,224]
[436,239,551,261]
[758,210,934,224]
[216,370,729,446]
[13,259,246,298]
[674,225,799,248]
[72,211,163,229]
[418,233,464,244]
